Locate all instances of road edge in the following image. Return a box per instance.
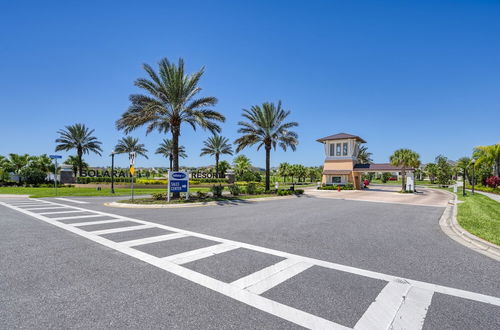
[439,190,500,261]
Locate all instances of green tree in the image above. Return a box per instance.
[116,58,225,197]
[278,162,291,182]
[389,148,420,191]
[435,155,453,186]
[357,146,373,164]
[424,163,438,183]
[30,154,54,173]
[455,157,472,184]
[6,153,31,183]
[55,123,103,176]
[234,101,299,190]
[232,155,252,178]
[114,136,148,159]
[473,143,500,177]
[155,139,187,171]
[200,135,233,177]
[64,155,89,177]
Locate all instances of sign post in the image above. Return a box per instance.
[168,171,189,202]
[129,152,136,201]
[49,155,62,196]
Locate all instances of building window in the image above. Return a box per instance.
[329,143,335,156]
[336,143,341,156]
[343,143,348,156]
[332,176,341,183]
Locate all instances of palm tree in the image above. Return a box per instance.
[234,101,299,190]
[55,124,102,176]
[155,139,187,171]
[232,155,252,178]
[424,163,438,183]
[116,58,225,192]
[7,153,31,183]
[389,148,420,191]
[278,162,290,182]
[456,157,472,183]
[474,143,500,177]
[64,155,89,177]
[357,146,373,164]
[200,135,233,177]
[114,136,149,159]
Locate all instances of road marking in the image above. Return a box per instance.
[8,202,49,206]
[354,281,410,330]
[24,206,69,211]
[89,224,153,236]
[71,219,126,227]
[244,261,313,295]
[231,258,302,290]
[390,286,434,330]
[51,214,106,221]
[0,199,499,330]
[39,210,87,215]
[163,243,239,265]
[121,233,187,247]
[54,197,89,204]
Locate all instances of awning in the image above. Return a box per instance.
[323,170,352,175]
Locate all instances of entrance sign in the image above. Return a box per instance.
[168,171,189,202]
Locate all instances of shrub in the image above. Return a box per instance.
[152,192,167,200]
[277,189,293,196]
[196,191,208,199]
[210,184,224,197]
[294,189,304,195]
[318,184,354,191]
[485,176,500,188]
[19,166,47,185]
[246,182,258,195]
[228,184,240,196]
[381,173,392,183]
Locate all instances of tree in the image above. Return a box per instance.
[424,163,438,184]
[294,164,307,182]
[55,123,102,176]
[116,58,225,196]
[234,101,299,190]
[217,160,231,177]
[200,135,233,177]
[233,155,252,178]
[6,153,31,183]
[114,136,148,159]
[389,148,420,191]
[30,154,54,173]
[278,162,291,182]
[474,143,500,177]
[357,146,373,164]
[455,157,472,184]
[155,139,187,171]
[64,155,89,177]
[435,155,453,186]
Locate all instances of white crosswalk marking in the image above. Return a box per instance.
[51,214,105,221]
[390,286,434,330]
[72,219,126,227]
[24,206,68,211]
[121,233,187,247]
[54,198,89,204]
[163,243,239,265]
[89,224,153,236]
[39,210,87,215]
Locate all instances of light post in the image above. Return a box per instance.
[471,159,476,195]
[111,151,116,194]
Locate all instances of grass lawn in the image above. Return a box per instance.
[455,192,500,246]
[117,194,279,204]
[0,186,210,198]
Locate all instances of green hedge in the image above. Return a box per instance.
[318,183,354,190]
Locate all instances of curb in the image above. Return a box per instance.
[105,195,298,209]
[439,191,500,261]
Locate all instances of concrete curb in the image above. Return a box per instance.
[105,195,298,209]
[439,191,500,261]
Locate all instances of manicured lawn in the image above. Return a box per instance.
[455,192,500,246]
[118,194,279,204]
[0,186,209,198]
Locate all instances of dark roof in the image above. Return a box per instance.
[316,133,366,143]
[353,163,414,171]
[323,170,352,175]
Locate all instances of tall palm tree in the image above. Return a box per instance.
[357,146,373,164]
[200,135,233,177]
[7,153,31,183]
[155,139,187,171]
[234,101,299,190]
[55,124,102,176]
[116,57,225,185]
[64,155,89,177]
[474,143,500,177]
[390,148,420,191]
[114,136,149,159]
[456,157,472,183]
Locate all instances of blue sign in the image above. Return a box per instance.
[170,180,188,192]
[49,155,62,159]
[172,172,187,179]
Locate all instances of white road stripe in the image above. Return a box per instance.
[390,286,434,330]
[164,243,239,265]
[243,261,313,295]
[8,202,48,206]
[121,233,187,247]
[51,214,106,221]
[89,224,153,236]
[54,198,89,204]
[39,210,87,215]
[24,206,69,211]
[232,259,302,290]
[72,219,126,227]
[355,281,411,330]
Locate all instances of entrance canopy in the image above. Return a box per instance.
[353,163,414,172]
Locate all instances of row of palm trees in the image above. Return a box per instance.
[55,57,299,193]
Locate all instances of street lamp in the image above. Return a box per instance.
[471,159,476,195]
[111,150,116,194]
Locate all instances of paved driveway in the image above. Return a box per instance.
[0,194,498,329]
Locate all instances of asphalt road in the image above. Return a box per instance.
[1,195,499,329]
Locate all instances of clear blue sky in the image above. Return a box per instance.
[1,0,499,169]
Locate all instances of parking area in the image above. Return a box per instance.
[0,194,498,329]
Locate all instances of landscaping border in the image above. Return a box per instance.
[439,190,500,261]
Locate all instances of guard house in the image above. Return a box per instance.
[317,133,414,190]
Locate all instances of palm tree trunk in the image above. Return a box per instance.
[77,148,83,177]
[171,127,180,198]
[265,146,271,191]
[169,155,172,172]
[215,153,220,178]
[401,168,406,191]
